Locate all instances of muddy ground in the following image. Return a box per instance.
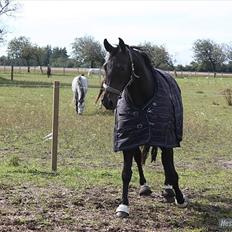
[0,183,226,232]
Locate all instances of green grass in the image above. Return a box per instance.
[0,71,232,231]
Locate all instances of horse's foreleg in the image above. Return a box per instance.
[116,150,133,218]
[133,147,152,196]
[161,148,188,207]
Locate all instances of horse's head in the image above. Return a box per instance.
[101,38,132,110]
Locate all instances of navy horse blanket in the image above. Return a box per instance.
[113,68,183,152]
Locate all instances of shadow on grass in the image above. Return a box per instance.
[186,191,232,231]
[0,76,54,88]
[9,167,59,177]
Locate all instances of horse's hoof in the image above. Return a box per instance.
[175,195,189,208]
[116,211,129,218]
[162,185,175,203]
[139,184,152,196]
[116,204,129,218]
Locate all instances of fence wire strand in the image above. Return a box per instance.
[0,84,230,97]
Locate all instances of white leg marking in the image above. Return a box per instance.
[175,195,189,208]
[116,204,129,214]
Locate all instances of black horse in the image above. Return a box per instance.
[102,38,188,218]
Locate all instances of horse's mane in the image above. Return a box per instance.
[129,46,153,70]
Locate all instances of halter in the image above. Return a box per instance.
[103,47,140,96]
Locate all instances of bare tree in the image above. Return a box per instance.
[0,0,19,44]
[0,0,18,16]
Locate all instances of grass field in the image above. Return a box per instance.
[0,71,232,231]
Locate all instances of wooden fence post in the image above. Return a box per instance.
[51,81,60,172]
[11,65,14,81]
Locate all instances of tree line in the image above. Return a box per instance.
[1,1,232,75]
[1,35,232,75]
[0,35,106,71]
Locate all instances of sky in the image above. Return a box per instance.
[1,0,232,65]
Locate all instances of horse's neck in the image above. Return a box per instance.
[127,68,155,107]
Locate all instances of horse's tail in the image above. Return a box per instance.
[72,77,81,110]
[78,76,88,102]
[141,145,158,165]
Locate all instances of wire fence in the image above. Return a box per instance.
[1,65,232,78]
[0,80,231,96]
[0,79,231,172]
[0,66,90,75]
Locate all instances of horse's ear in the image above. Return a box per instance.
[119,38,126,52]
[104,39,114,53]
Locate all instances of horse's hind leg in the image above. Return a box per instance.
[161,148,188,207]
[161,149,175,202]
[116,150,133,218]
[75,91,79,114]
[133,147,152,196]
[77,88,85,115]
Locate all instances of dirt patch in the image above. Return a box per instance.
[217,159,232,169]
[0,184,225,231]
[221,160,232,169]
